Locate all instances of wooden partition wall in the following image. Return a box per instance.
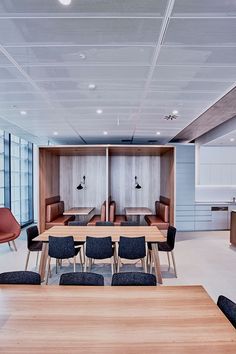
[39,145,175,231]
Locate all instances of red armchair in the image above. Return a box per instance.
[0,208,21,251]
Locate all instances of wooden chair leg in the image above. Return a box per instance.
[56,259,58,274]
[73,256,76,272]
[167,252,171,271]
[117,257,120,272]
[149,251,153,274]
[46,257,51,285]
[25,250,30,271]
[89,258,92,271]
[79,250,83,271]
[171,251,177,277]
[84,256,87,272]
[36,251,39,269]
[12,240,17,251]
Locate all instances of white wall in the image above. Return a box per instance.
[196,146,236,202]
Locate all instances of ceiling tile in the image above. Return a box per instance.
[172,0,236,17]
[164,19,236,46]
[158,46,236,66]
[0,0,167,17]
[0,18,162,46]
[6,45,154,65]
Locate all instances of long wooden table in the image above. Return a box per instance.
[0,285,235,353]
[35,226,165,284]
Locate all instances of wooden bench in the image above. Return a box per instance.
[45,196,73,230]
[145,200,169,230]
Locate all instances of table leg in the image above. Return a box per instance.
[151,243,163,285]
[39,243,49,282]
[137,215,140,224]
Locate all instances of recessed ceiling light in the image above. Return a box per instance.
[103,131,108,135]
[156,131,161,135]
[88,84,96,90]
[79,53,86,60]
[96,109,103,114]
[20,110,27,115]
[172,110,179,115]
[58,0,71,5]
[53,131,59,136]
[230,138,235,142]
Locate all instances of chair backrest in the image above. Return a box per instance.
[59,272,104,286]
[68,221,87,226]
[46,201,64,222]
[26,225,39,248]
[0,208,21,236]
[0,271,41,285]
[112,272,156,286]
[217,295,236,329]
[96,221,114,226]
[86,236,113,259]
[48,236,75,259]
[118,236,146,260]
[166,226,177,250]
[120,221,139,226]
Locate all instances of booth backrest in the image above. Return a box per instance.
[100,201,106,222]
[109,201,116,222]
[46,201,65,223]
[155,200,169,223]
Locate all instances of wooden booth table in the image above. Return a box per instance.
[63,207,95,221]
[125,207,152,224]
[35,225,165,284]
[0,285,236,354]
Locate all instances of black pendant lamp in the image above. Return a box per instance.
[77,176,86,190]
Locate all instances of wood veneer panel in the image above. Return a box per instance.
[39,149,60,232]
[173,86,236,142]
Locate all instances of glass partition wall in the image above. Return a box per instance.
[0,130,33,227]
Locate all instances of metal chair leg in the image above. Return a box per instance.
[171,251,177,277]
[46,257,51,285]
[167,252,171,271]
[12,240,17,251]
[8,242,12,251]
[25,251,31,271]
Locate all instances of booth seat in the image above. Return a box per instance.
[87,201,106,226]
[144,201,169,230]
[45,201,73,230]
[109,201,126,226]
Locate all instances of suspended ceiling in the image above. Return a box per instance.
[0,0,235,145]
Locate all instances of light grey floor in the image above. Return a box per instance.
[1,228,236,303]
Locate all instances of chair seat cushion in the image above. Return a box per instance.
[45,215,73,229]
[87,215,102,226]
[144,215,169,230]
[0,232,15,243]
[114,215,127,226]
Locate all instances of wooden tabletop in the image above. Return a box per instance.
[35,225,165,242]
[125,207,152,215]
[0,285,235,354]
[63,207,95,215]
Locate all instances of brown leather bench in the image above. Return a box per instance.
[109,201,126,226]
[87,201,106,226]
[144,201,169,230]
[45,200,73,230]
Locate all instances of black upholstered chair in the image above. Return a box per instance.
[117,236,146,272]
[0,271,41,285]
[112,272,156,286]
[217,295,236,329]
[85,236,115,274]
[46,236,83,284]
[120,221,139,226]
[148,226,177,277]
[25,225,43,271]
[59,272,104,286]
[95,221,114,226]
